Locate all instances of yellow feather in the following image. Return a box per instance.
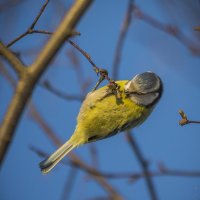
[40,80,155,173]
[70,80,152,145]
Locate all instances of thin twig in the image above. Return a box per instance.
[30,0,49,29]
[67,40,120,93]
[179,110,200,126]
[126,131,158,200]
[7,0,50,47]
[68,39,98,72]
[39,80,85,102]
[112,0,134,80]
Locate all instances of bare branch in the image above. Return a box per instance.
[112,0,134,80]
[133,5,200,55]
[179,110,200,126]
[0,0,93,166]
[6,0,119,93]
[126,131,158,200]
[29,0,93,76]
[6,0,79,48]
[14,25,120,93]
[31,146,200,181]
[0,71,32,164]
[0,41,25,75]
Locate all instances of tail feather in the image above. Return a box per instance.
[39,141,75,174]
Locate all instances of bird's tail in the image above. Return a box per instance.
[39,140,75,174]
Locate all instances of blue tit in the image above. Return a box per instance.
[39,71,163,173]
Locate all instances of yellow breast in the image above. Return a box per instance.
[72,81,152,144]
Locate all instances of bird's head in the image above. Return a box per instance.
[124,71,163,107]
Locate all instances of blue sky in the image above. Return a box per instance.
[1,0,200,200]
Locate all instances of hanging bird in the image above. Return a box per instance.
[39,71,163,173]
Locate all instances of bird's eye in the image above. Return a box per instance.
[124,89,129,94]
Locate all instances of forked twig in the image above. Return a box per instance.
[7,0,50,47]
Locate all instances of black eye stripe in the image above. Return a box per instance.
[126,89,160,96]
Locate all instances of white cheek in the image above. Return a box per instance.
[143,93,159,105]
[130,93,159,106]
[124,81,133,91]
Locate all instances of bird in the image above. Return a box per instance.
[39,71,163,173]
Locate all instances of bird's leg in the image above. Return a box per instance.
[108,80,122,100]
[92,68,108,91]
